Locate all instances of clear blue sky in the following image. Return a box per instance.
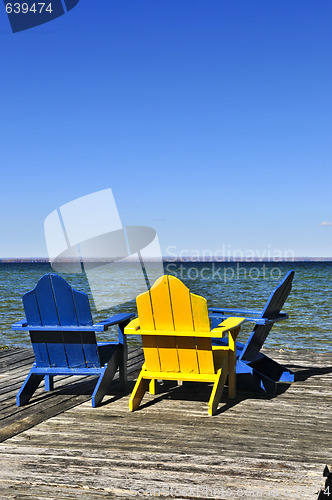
[0,0,331,258]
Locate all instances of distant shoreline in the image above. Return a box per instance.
[0,257,331,263]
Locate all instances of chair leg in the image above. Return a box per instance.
[208,360,228,416]
[92,349,120,408]
[45,375,54,391]
[16,371,44,406]
[149,379,157,394]
[118,343,128,390]
[228,349,236,399]
[129,371,150,411]
[228,327,239,399]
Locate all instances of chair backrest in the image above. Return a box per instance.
[136,275,216,375]
[240,270,294,362]
[261,270,294,319]
[23,273,93,327]
[23,274,101,369]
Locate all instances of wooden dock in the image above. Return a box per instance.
[0,347,331,499]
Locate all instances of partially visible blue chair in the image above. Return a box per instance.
[209,270,295,393]
[12,274,134,407]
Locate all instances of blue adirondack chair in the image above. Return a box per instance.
[209,270,295,393]
[12,274,134,407]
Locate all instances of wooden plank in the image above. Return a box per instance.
[0,354,35,374]
[0,347,144,442]
[0,375,86,418]
[0,348,33,362]
[29,331,51,367]
[81,331,100,368]
[22,289,41,326]
[0,452,322,500]
[33,275,59,326]
[0,393,92,443]
[72,288,93,326]
[156,335,180,373]
[136,290,155,330]
[195,337,214,374]
[141,335,160,372]
[62,333,86,368]
[176,336,199,374]
[0,350,331,499]
[149,276,174,331]
[43,331,68,367]
[168,276,194,331]
[51,274,79,326]
[190,293,210,332]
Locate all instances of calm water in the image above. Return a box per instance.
[0,261,331,351]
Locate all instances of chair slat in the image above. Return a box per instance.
[35,275,60,326]
[196,337,215,374]
[150,276,174,331]
[191,293,210,332]
[137,290,155,330]
[157,335,180,372]
[30,331,50,367]
[176,336,199,374]
[50,274,78,326]
[72,289,93,326]
[168,276,194,331]
[23,291,42,326]
[39,331,69,367]
[62,331,87,368]
[142,335,160,371]
[81,331,101,368]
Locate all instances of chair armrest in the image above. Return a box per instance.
[12,319,28,331]
[124,317,140,334]
[12,314,135,333]
[215,314,287,325]
[211,317,246,338]
[209,309,289,325]
[209,307,262,316]
[125,317,245,338]
[93,313,135,332]
[209,311,271,325]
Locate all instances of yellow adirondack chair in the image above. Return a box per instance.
[125,275,245,416]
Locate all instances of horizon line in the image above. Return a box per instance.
[0,257,331,263]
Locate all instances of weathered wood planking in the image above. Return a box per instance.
[0,347,144,443]
[0,348,331,498]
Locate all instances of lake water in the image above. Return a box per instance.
[0,261,331,351]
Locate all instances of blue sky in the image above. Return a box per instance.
[0,0,331,258]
